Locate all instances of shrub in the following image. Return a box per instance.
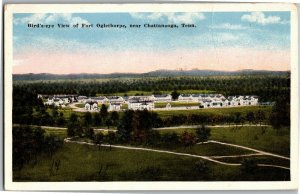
[241,158,257,173]
[194,160,209,173]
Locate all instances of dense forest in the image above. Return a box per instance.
[12,74,291,171]
[13,75,290,102]
[12,74,290,129]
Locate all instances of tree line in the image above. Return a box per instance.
[14,75,290,101]
[13,125,63,170]
[66,109,212,149]
[13,85,289,130]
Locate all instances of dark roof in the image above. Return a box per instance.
[85,101,98,105]
[91,97,106,100]
[154,94,170,98]
[200,94,209,97]
[78,96,88,99]
[107,96,122,100]
[130,100,154,104]
[180,94,191,97]
[55,95,78,98]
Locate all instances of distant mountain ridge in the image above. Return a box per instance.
[13,69,290,81]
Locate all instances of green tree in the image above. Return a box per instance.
[241,158,257,173]
[93,112,102,126]
[68,113,83,137]
[194,160,208,173]
[246,111,255,125]
[69,113,79,123]
[180,131,196,149]
[117,110,134,143]
[171,90,180,100]
[105,118,113,129]
[100,104,108,119]
[110,111,119,126]
[234,112,242,129]
[94,132,104,150]
[67,125,75,137]
[256,110,266,126]
[195,125,211,142]
[160,132,179,147]
[106,131,116,151]
[84,127,95,140]
[269,97,290,129]
[83,112,93,127]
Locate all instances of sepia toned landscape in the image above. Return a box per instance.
[12,11,291,182]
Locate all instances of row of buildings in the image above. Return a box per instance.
[40,94,259,111]
[77,95,172,104]
[40,95,78,107]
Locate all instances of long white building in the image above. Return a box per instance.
[128,96,154,110]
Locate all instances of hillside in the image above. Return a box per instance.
[13,69,290,81]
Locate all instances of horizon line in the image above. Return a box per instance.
[12,69,291,75]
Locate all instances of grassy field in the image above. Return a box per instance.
[13,143,290,181]
[155,106,272,118]
[155,102,200,108]
[121,103,128,109]
[43,127,67,138]
[157,126,290,157]
[41,105,272,130]
[164,143,254,156]
[57,108,84,120]
[217,155,290,168]
[75,103,84,108]
[210,126,290,157]
[96,89,215,96]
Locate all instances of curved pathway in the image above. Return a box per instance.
[64,137,290,170]
[154,124,270,130]
[205,140,290,160]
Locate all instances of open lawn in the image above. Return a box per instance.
[44,127,67,138]
[155,102,200,108]
[56,108,84,120]
[96,89,215,97]
[163,143,254,156]
[155,106,272,118]
[121,104,128,110]
[157,126,290,157]
[75,103,84,108]
[210,126,290,157]
[216,155,290,168]
[13,143,290,181]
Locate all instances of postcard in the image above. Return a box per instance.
[4,3,298,191]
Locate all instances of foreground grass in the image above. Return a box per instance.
[217,155,290,168]
[158,126,290,157]
[210,126,290,157]
[13,143,290,181]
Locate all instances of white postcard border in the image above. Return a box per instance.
[4,3,299,191]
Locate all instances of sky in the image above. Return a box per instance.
[13,12,290,74]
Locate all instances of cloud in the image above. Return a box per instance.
[130,12,205,23]
[209,23,248,30]
[14,13,90,25]
[241,12,286,25]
